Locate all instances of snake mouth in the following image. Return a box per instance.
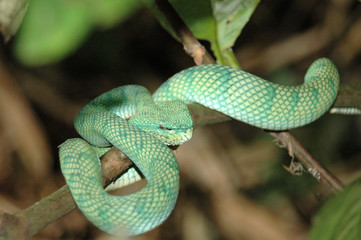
[130,119,193,146]
[155,127,193,146]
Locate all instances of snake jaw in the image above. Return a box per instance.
[159,127,193,145]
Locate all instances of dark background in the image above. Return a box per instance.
[0,0,360,239]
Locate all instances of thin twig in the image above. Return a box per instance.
[333,83,361,109]
[269,132,344,193]
[152,0,214,65]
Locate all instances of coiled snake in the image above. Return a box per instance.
[59,58,339,236]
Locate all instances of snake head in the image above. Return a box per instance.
[128,100,193,146]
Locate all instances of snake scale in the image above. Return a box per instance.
[59,58,339,236]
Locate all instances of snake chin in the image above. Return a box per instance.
[159,127,193,145]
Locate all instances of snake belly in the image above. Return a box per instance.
[59,58,339,236]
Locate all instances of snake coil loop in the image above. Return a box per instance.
[60,58,339,236]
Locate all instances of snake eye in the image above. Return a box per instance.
[159,124,175,133]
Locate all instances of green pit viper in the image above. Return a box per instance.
[59,58,339,236]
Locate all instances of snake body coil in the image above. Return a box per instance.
[60,58,339,236]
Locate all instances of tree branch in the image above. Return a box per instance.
[1,0,356,239]
[0,147,133,240]
[333,83,361,109]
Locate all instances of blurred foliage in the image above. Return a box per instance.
[144,0,259,67]
[14,0,258,67]
[310,175,361,240]
[14,0,141,66]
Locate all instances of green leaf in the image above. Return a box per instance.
[88,0,141,29]
[210,0,259,67]
[211,0,259,51]
[144,0,259,67]
[14,0,140,66]
[15,0,91,66]
[309,176,361,240]
[170,0,216,41]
